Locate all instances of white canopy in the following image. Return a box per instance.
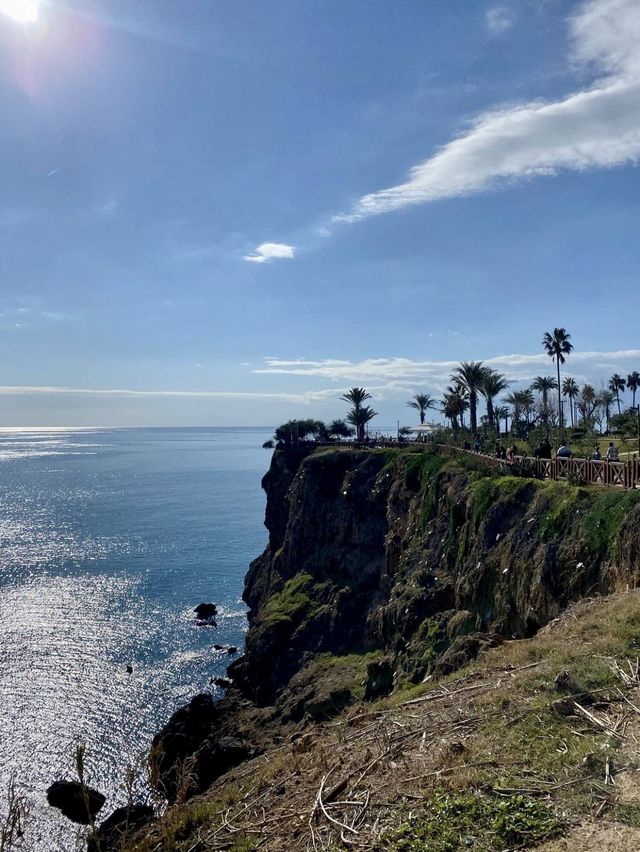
[407,423,440,433]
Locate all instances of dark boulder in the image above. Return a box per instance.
[194,603,217,624]
[364,657,395,700]
[431,633,503,678]
[87,804,154,852]
[46,780,106,824]
[151,694,251,800]
[211,676,232,690]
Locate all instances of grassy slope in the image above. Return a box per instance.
[129,590,640,851]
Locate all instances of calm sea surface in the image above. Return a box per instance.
[0,427,271,850]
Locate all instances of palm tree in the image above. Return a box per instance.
[562,377,579,427]
[578,384,597,423]
[627,371,640,410]
[406,393,436,425]
[346,405,377,442]
[542,328,573,428]
[495,405,510,437]
[441,387,468,432]
[504,391,522,425]
[598,389,615,432]
[452,361,486,433]
[480,370,509,432]
[340,387,371,410]
[608,373,626,416]
[531,376,558,436]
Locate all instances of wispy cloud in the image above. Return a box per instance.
[256,350,640,389]
[485,6,515,34]
[334,0,640,223]
[244,242,295,264]
[0,385,332,404]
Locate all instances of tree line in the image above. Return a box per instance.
[267,328,640,447]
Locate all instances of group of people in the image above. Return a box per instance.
[521,439,620,462]
[494,443,519,463]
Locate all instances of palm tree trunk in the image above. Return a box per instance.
[617,393,621,416]
[470,393,477,432]
[556,360,562,429]
[486,397,494,432]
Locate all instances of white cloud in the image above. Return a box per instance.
[0,385,333,405]
[256,350,640,390]
[485,6,515,34]
[244,242,295,263]
[334,0,640,223]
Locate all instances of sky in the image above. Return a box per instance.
[1,0,639,427]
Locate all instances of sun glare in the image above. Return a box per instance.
[0,0,40,24]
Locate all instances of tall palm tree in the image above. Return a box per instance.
[608,373,626,416]
[562,377,579,427]
[406,393,436,425]
[542,328,573,428]
[480,370,509,432]
[598,389,615,432]
[346,405,377,442]
[531,376,558,436]
[628,371,640,410]
[452,361,486,433]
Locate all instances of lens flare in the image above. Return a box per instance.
[0,0,40,24]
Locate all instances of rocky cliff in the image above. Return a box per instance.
[153,446,640,797]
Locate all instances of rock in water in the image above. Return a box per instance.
[87,804,154,852]
[46,780,106,824]
[194,602,217,623]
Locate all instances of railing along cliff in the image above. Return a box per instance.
[308,441,640,489]
[440,445,640,490]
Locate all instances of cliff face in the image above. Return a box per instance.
[230,447,640,706]
[153,446,640,802]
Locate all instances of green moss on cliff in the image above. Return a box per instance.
[469,476,531,527]
[582,489,640,557]
[258,573,319,628]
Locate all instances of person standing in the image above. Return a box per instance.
[606,441,619,461]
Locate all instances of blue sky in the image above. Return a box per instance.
[1,0,639,426]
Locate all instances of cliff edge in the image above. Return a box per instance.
[132,446,640,850]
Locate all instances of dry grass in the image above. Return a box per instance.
[119,591,640,851]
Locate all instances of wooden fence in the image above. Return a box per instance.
[307,440,640,489]
[442,445,640,490]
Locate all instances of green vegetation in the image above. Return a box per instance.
[385,791,563,851]
[258,572,322,629]
[581,488,640,556]
[468,475,530,526]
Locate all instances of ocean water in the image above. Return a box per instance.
[0,427,271,850]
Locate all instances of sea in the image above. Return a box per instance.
[0,426,272,851]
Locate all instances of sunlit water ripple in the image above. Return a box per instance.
[0,427,270,850]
